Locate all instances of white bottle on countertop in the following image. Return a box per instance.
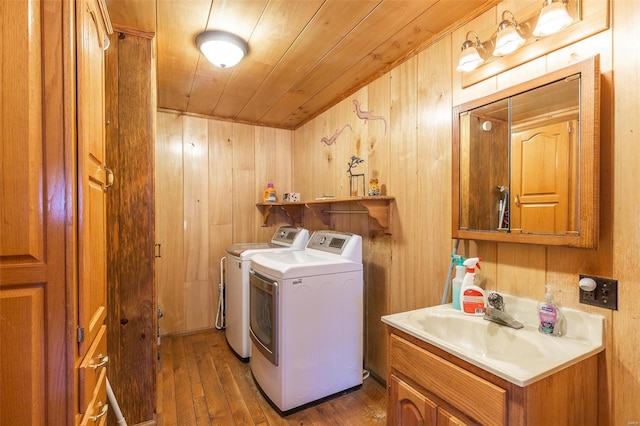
[461,257,485,316]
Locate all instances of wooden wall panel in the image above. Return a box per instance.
[183,116,209,283]
[363,75,392,380]
[416,35,454,307]
[182,116,213,331]
[254,126,292,241]
[367,76,391,193]
[388,57,419,314]
[207,120,233,226]
[156,113,185,335]
[156,112,296,335]
[292,121,314,201]
[208,120,233,327]
[612,0,640,423]
[230,124,254,243]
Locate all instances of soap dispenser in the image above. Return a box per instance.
[461,257,485,316]
[538,285,563,336]
[451,255,465,310]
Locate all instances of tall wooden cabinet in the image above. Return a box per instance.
[76,0,112,424]
[0,0,111,424]
[0,1,67,423]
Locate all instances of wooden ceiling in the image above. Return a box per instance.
[105,0,490,129]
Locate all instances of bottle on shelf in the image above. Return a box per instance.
[263,183,277,203]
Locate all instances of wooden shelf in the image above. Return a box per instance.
[256,196,395,232]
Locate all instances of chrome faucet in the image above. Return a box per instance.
[483,293,524,329]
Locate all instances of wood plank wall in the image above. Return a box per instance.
[155,0,640,422]
[155,114,292,336]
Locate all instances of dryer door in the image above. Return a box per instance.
[249,269,279,366]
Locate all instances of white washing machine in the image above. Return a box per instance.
[225,226,309,361]
[248,230,363,414]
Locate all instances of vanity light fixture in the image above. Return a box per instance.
[492,10,527,57]
[195,30,248,68]
[456,1,580,73]
[532,0,574,37]
[456,31,491,72]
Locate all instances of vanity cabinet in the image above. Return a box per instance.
[387,327,598,426]
[390,375,469,425]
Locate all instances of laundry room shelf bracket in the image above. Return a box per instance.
[256,196,394,232]
[256,203,304,226]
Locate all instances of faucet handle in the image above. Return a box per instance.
[487,292,505,311]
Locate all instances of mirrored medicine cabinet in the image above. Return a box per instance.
[452,55,600,248]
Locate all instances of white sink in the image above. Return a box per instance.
[381,294,604,386]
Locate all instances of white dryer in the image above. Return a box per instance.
[224,226,309,360]
[248,230,363,414]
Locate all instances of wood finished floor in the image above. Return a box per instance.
[156,330,388,425]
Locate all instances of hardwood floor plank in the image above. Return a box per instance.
[158,330,387,425]
[193,340,236,424]
[172,336,198,425]
[159,337,178,424]
[182,334,211,425]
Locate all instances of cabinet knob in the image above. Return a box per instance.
[89,402,108,422]
[89,353,109,370]
[103,166,114,190]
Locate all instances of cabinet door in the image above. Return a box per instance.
[76,0,110,358]
[437,407,470,426]
[389,375,438,425]
[0,0,68,423]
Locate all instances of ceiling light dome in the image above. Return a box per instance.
[196,30,248,68]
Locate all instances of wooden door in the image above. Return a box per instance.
[76,0,111,359]
[76,0,112,424]
[389,375,438,425]
[0,0,69,423]
[510,121,575,234]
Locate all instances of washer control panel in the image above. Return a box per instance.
[306,230,362,261]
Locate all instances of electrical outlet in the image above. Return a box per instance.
[579,274,618,310]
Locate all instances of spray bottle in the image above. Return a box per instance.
[451,255,465,310]
[461,257,486,316]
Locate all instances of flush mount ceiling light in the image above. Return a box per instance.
[492,10,527,57]
[195,30,248,68]
[533,0,574,37]
[456,31,491,72]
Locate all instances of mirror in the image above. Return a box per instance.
[453,55,600,248]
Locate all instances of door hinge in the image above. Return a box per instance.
[77,326,85,343]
